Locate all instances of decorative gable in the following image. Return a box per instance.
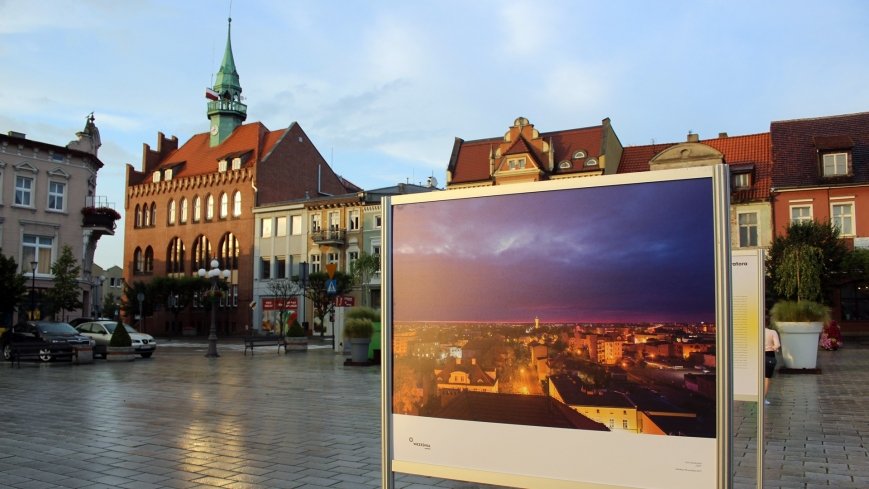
[649,139,724,171]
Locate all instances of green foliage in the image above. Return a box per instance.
[766,220,848,304]
[109,321,132,347]
[0,249,28,317]
[346,306,380,322]
[102,293,120,319]
[267,278,300,335]
[287,319,305,337]
[344,317,373,339]
[774,243,824,302]
[44,245,82,320]
[770,300,830,324]
[296,271,352,336]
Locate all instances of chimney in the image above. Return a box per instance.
[7,131,25,139]
[718,132,728,138]
[687,132,700,143]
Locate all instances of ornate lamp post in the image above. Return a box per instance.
[29,260,38,320]
[198,259,231,358]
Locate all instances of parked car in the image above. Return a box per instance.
[0,321,95,362]
[75,320,157,358]
[69,317,112,327]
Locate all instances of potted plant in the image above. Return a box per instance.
[285,319,308,352]
[106,321,136,361]
[344,307,377,364]
[81,206,122,229]
[770,242,830,369]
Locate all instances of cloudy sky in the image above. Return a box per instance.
[392,178,716,323]
[2,0,868,269]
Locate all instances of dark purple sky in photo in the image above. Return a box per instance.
[391,178,717,323]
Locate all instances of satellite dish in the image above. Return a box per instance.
[426,176,439,188]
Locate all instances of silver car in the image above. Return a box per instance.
[75,321,157,358]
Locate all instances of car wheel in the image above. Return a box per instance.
[140,352,153,358]
[38,348,52,362]
[2,344,11,362]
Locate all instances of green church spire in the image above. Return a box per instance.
[207,17,247,147]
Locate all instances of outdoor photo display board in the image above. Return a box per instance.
[382,165,732,489]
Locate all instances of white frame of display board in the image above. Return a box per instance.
[381,165,733,489]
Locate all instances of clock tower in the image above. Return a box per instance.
[207,17,247,147]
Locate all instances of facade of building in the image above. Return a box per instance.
[123,20,354,335]
[769,112,869,331]
[0,115,114,324]
[90,263,124,319]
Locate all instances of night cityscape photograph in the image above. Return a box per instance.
[391,178,719,438]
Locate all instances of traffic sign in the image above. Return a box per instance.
[325,263,337,279]
[326,279,337,295]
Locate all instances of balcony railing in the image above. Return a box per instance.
[311,229,346,245]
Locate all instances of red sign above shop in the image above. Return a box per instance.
[335,295,355,307]
[262,297,299,310]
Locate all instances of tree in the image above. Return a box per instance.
[102,292,121,319]
[149,275,210,335]
[44,245,82,321]
[766,220,849,305]
[0,250,28,324]
[267,278,301,336]
[350,252,380,306]
[296,271,352,337]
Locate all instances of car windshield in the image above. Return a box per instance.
[37,323,78,334]
[103,323,137,333]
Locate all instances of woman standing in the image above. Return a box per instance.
[764,324,781,405]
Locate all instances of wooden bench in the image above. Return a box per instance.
[243,335,287,355]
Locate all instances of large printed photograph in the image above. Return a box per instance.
[391,178,718,439]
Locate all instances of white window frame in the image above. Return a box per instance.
[232,191,241,217]
[310,253,321,273]
[311,214,321,232]
[832,202,855,236]
[276,216,287,237]
[374,214,382,229]
[168,200,176,225]
[219,193,228,219]
[15,175,33,207]
[789,205,812,224]
[193,196,201,222]
[180,198,188,223]
[328,211,340,230]
[822,152,849,177]
[291,215,302,236]
[47,180,65,212]
[732,172,750,190]
[327,252,339,265]
[737,212,758,248]
[349,210,360,230]
[22,235,53,275]
[206,194,214,220]
[261,218,273,238]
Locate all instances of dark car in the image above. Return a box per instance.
[0,321,94,362]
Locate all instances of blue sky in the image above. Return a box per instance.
[2,0,868,269]
[392,179,716,323]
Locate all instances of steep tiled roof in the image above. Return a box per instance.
[771,111,869,188]
[618,133,772,202]
[435,358,496,387]
[154,122,283,178]
[432,391,609,431]
[448,124,604,185]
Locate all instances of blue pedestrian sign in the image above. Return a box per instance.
[326,279,337,295]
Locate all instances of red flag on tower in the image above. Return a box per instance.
[205,88,219,101]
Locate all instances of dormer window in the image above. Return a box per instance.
[164,168,173,181]
[559,160,572,170]
[218,159,228,172]
[584,158,598,167]
[822,152,849,177]
[231,157,242,170]
[507,157,526,170]
[573,150,587,159]
[732,172,751,189]
[152,172,161,183]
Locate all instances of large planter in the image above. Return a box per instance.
[285,336,308,352]
[105,346,136,362]
[776,321,823,369]
[349,338,371,364]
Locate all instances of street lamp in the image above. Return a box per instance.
[299,261,308,333]
[198,259,231,358]
[29,260,37,320]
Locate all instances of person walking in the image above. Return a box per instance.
[764,324,781,405]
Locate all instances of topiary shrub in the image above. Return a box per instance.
[287,319,305,337]
[344,318,374,339]
[345,306,380,322]
[109,321,132,347]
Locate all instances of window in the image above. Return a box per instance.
[841,283,869,321]
[134,247,143,273]
[22,235,52,274]
[372,242,381,260]
[150,203,157,227]
[143,203,151,227]
[167,238,185,274]
[168,200,176,225]
[732,172,750,189]
[348,250,359,272]
[231,157,242,170]
[822,152,849,177]
[180,198,188,223]
[261,257,271,279]
[374,215,382,229]
[232,191,241,217]
[192,235,212,272]
[261,218,273,237]
[738,212,758,247]
[311,214,321,232]
[276,217,287,237]
[218,232,239,270]
[310,254,321,273]
[15,176,33,207]
[219,193,228,218]
[790,205,812,224]
[327,252,339,265]
[206,194,214,220]
[135,205,142,227]
[47,181,65,211]
[218,160,228,172]
[193,196,201,222]
[275,257,286,279]
[507,157,526,170]
[291,215,302,235]
[558,160,572,169]
[349,210,360,230]
[622,420,629,430]
[328,211,340,230]
[144,246,154,272]
[832,203,854,236]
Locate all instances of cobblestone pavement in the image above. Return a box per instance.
[0,337,867,489]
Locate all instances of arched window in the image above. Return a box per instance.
[193,195,201,222]
[219,192,228,219]
[142,205,150,227]
[135,204,142,228]
[206,194,214,220]
[192,235,212,272]
[232,191,242,217]
[167,237,186,274]
[219,232,240,307]
[168,200,176,225]
[144,246,154,272]
[133,247,143,273]
[180,198,188,223]
[150,202,157,227]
